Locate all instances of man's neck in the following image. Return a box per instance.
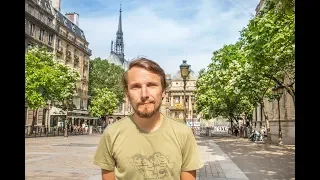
[133,112,163,133]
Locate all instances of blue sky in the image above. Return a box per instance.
[61,0,259,76]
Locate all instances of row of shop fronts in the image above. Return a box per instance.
[25,105,100,129]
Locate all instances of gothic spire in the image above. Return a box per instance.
[114,3,124,59]
[117,3,123,35]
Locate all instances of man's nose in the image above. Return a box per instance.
[141,86,149,99]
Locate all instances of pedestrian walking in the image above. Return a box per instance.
[235,128,239,137]
[93,58,203,180]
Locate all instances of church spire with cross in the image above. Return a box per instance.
[111,3,124,63]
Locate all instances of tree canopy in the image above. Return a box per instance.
[88,87,118,117]
[25,46,79,110]
[195,2,294,133]
[88,57,125,105]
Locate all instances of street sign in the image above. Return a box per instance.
[187,121,200,127]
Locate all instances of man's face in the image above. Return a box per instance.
[126,67,165,118]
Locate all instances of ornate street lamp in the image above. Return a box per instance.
[272,85,284,145]
[191,96,195,134]
[180,60,190,124]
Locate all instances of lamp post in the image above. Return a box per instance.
[180,60,190,124]
[272,85,284,146]
[191,96,195,134]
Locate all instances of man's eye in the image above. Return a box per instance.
[131,85,140,89]
[148,83,157,87]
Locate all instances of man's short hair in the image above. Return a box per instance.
[122,58,167,92]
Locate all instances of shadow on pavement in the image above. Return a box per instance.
[196,136,295,180]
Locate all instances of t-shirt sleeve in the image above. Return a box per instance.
[181,127,204,171]
[93,129,115,171]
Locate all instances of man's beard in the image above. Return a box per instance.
[133,101,161,118]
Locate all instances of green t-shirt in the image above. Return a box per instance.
[93,114,204,180]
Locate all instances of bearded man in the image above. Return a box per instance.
[93,58,203,180]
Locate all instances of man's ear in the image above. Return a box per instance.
[162,90,166,99]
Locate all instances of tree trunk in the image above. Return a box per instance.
[285,86,295,108]
[230,118,233,135]
[64,105,68,137]
[261,101,271,144]
[46,104,51,133]
[30,109,38,135]
[249,117,253,136]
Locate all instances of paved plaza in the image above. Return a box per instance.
[25,134,293,180]
[212,136,295,180]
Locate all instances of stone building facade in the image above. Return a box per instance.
[25,0,93,128]
[252,80,295,145]
[160,68,200,125]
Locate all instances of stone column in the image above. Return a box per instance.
[171,96,174,106]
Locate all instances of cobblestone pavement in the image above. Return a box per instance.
[25,135,101,180]
[196,136,249,180]
[26,134,249,180]
[212,136,295,180]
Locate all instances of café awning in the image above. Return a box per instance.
[69,116,99,120]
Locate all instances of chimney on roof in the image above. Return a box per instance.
[52,0,61,11]
[65,12,80,26]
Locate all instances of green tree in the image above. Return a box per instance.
[88,87,118,117]
[25,46,79,129]
[88,58,125,105]
[196,43,255,133]
[241,4,295,106]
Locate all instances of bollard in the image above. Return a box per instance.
[89,126,93,135]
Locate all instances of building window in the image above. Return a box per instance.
[63,17,68,26]
[83,100,87,110]
[39,12,43,21]
[48,34,53,43]
[72,24,76,32]
[42,108,46,126]
[57,39,61,47]
[80,31,85,38]
[175,97,180,104]
[166,97,169,103]
[30,24,35,36]
[118,103,123,113]
[39,29,45,40]
[80,99,83,109]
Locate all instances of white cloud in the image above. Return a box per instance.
[73,0,258,75]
